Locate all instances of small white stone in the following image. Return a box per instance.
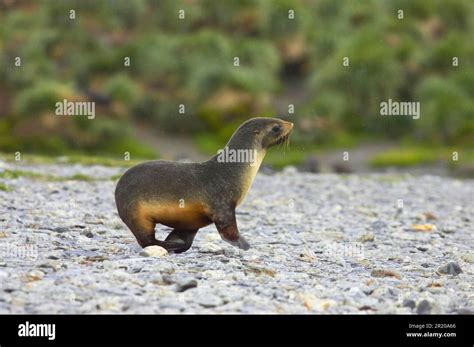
[199,243,223,253]
[139,246,168,258]
[283,166,298,175]
[198,294,224,308]
[357,231,375,243]
[460,253,474,264]
[313,298,337,312]
[26,270,45,281]
[0,270,9,280]
[299,248,317,263]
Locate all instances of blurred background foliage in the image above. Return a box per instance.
[0,0,472,172]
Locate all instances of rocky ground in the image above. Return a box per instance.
[0,160,472,314]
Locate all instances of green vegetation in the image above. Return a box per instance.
[0,152,145,167]
[65,173,95,181]
[61,155,145,167]
[0,168,115,182]
[110,174,123,181]
[0,0,472,165]
[370,148,440,167]
[264,149,307,169]
[0,182,12,192]
[0,169,44,180]
[370,146,473,167]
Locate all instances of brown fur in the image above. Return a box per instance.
[136,201,212,230]
[115,117,293,252]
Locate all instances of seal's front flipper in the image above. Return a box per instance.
[213,210,250,250]
[226,234,250,250]
[164,229,198,253]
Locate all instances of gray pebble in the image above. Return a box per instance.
[416,300,432,314]
[0,162,472,314]
[437,262,463,275]
[198,294,224,308]
[402,299,416,310]
[175,279,198,293]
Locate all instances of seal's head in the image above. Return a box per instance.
[231,117,294,150]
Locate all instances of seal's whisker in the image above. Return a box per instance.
[283,134,289,154]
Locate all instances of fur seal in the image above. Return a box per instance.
[115,117,293,253]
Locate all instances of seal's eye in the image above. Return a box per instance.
[272,125,281,133]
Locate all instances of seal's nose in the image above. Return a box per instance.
[285,121,294,129]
